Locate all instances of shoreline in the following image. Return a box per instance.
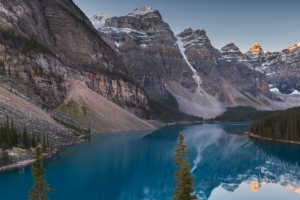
[245,132,300,145]
[0,127,156,172]
[0,159,35,172]
[0,139,84,172]
[0,149,61,172]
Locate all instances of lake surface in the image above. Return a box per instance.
[1,123,300,200]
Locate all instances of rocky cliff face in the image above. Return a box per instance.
[0,0,148,117]
[177,28,221,75]
[218,42,271,98]
[219,42,248,64]
[91,7,300,118]
[178,31,271,99]
[175,30,275,117]
[92,7,197,98]
[245,43,300,96]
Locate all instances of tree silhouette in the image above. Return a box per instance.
[28,146,53,200]
[173,132,197,200]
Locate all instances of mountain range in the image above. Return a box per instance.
[91,6,300,119]
[0,1,300,150]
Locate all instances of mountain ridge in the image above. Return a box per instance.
[91,7,300,118]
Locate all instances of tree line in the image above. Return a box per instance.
[248,109,300,142]
[0,116,54,166]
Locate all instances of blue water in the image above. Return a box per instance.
[1,123,300,200]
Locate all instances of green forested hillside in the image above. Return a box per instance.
[248,109,300,142]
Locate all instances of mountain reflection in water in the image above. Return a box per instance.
[0,123,300,200]
[139,123,300,200]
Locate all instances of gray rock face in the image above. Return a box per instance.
[220,43,247,64]
[92,9,295,118]
[178,28,221,75]
[93,7,196,97]
[0,0,149,117]
[244,43,300,95]
[178,29,270,99]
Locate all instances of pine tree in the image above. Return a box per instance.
[0,142,11,166]
[248,109,300,142]
[18,132,22,142]
[32,134,36,148]
[23,126,31,149]
[42,135,47,152]
[173,132,197,200]
[28,146,53,200]
[37,135,41,144]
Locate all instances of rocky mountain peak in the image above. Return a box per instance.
[220,43,246,63]
[132,6,154,13]
[245,40,300,95]
[249,43,263,54]
[127,6,161,18]
[286,42,300,51]
[220,42,240,52]
[177,28,210,50]
[195,29,207,37]
[90,13,111,29]
[177,28,193,38]
[177,28,207,39]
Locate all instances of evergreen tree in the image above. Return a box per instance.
[173,132,197,200]
[32,134,36,148]
[37,135,41,144]
[23,126,31,149]
[18,132,22,142]
[28,146,53,200]
[42,135,47,152]
[0,142,11,166]
[249,109,300,142]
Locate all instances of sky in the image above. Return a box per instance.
[73,0,300,53]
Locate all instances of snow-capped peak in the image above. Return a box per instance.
[90,14,111,29]
[128,6,156,16]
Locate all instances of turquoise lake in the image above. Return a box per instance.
[1,123,300,200]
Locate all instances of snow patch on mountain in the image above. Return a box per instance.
[175,36,205,91]
[90,14,111,29]
[270,88,281,94]
[169,35,224,119]
[176,36,196,73]
[290,89,300,96]
[114,41,120,47]
[100,27,146,35]
[128,6,155,16]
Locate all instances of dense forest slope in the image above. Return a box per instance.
[248,108,300,142]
